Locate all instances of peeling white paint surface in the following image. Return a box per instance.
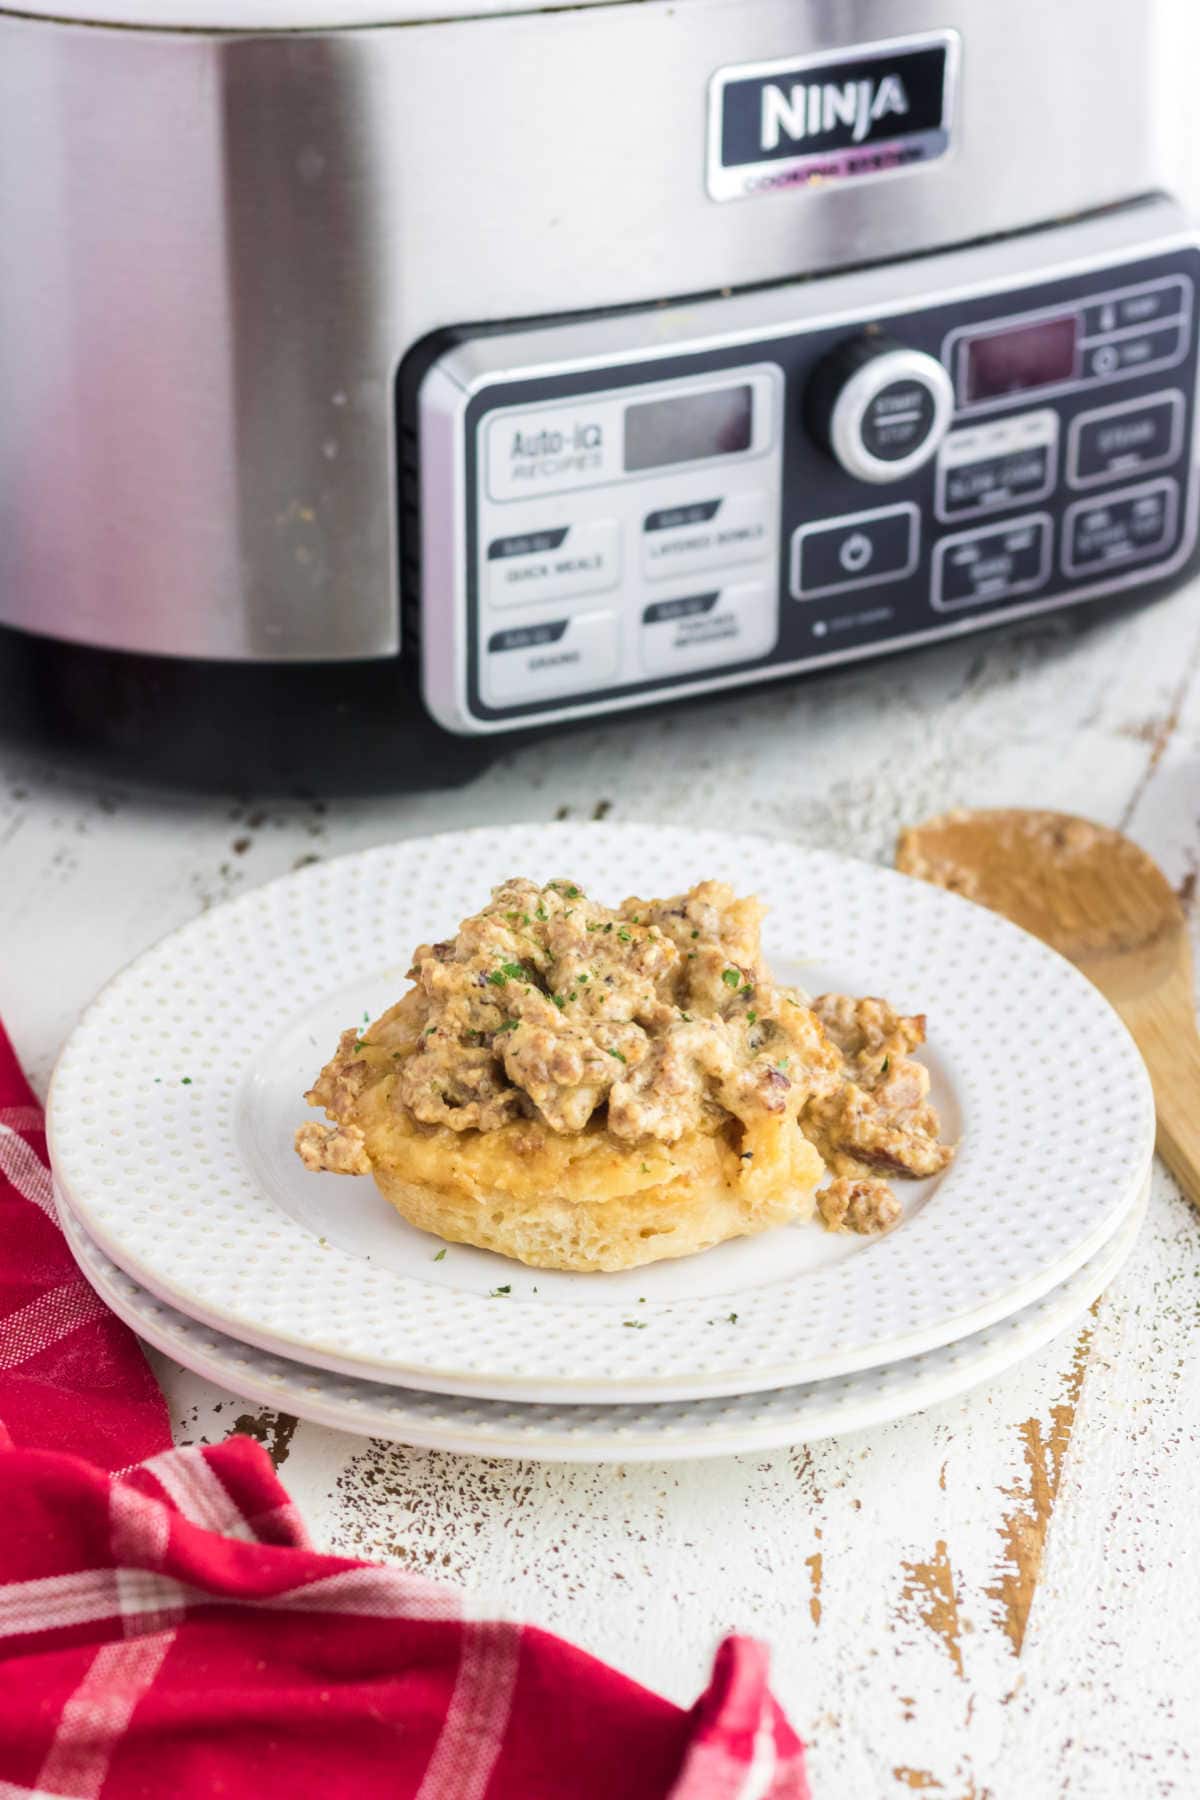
[4,582,1200,1796]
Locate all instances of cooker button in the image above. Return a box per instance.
[932,516,1051,612]
[483,611,619,707]
[806,336,954,484]
[485,519,620,607]
[641,491,771,581]
[1082,278,1189,338]
[1063,479,1179,577]
[791,505,918,598]
[1068,393,1183,488]
[937,409,1058,518]
[1085,324,1185,382]
[640,582,777,675]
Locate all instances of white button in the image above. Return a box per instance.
[641,491,771,582]
[483,611,620,707]
[640,581,776,676]
[486,519,620,608]
[485,400,623,502]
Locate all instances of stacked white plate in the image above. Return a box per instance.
[48,824,1156,1462]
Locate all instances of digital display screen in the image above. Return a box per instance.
[963,315,1079,403]
[624,385,754,473]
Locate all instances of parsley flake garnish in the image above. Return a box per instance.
[433,1247,447,1262]
[747,1010,757,1024]
[488,1284,512,1298]
[680,1011,693,1021]
[536,906,548,921]
[722,968,741,988]
[623,1320,647,1329]
[566,885,580,899]
[691,929,699,939]
[180,1077,193,1085]
[617,927,632,942]
[608,1049,627,1063]
[881,1056,890,1073]
[641,1162,651,1173]
[727,1312,739,1324]
[495,1018,518,1033]
[551,993,565,1010]
[487,970,507,987]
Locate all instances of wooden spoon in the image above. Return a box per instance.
[896,808,1200,1210]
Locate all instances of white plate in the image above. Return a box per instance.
[57,1172,1150,1462]
[47,824,1155,1403]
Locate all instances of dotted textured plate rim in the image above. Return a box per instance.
[56,1172,1150,1462]
[46,823,1157,1402]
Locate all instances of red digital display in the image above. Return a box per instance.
[963,315,1079,403]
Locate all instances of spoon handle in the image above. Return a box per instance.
[1120,996,1200,1214]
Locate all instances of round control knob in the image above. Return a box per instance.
[806,335,954,484]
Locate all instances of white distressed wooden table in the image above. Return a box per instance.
[3,584,1200,1795]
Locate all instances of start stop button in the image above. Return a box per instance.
[807,336,955,484]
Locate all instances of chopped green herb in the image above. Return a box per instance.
[603,922,613,934]
[578,973,589,984]
[687,952,697,961]
[362,1011,370,1023]
[487,970,507,987]
[424,1026,436,1035]
[536,906,548,921]
[617,928,632,943]
[608,1048,627,1063]
[501,962,524,980]
[494,1018,518,1033]
[881,1056,890,1073]
[505,910,518,921]
[747,1010,757,1024]
[433,1247,447,1262]
[640,1162,651,1174]
[631,915,640,923]
[551,994,566,1011]
[623,1320,647,1329]
[180,1077,193,1085]
[566,885,580,899]
[690,929,699,939]
[722,968,741,988]
[727,1312,739,1324]
[522,913,531,926]
[680,1011,693,1022]
[488,1284,512,1297]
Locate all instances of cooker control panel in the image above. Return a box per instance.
[410,203,1199,734]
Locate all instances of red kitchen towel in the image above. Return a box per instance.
[0,1018,808,1799]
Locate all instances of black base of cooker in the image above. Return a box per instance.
[0,626,500,795]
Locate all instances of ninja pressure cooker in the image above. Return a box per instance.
[1,0,1197,788]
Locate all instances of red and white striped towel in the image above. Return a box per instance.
[0,1018,808,1798]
